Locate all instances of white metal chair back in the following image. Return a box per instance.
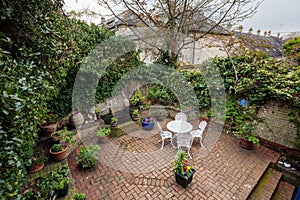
[177,133,193,158]
[175,112,187,121]
[189,120,207,150]
[199,121,207,132]
[157,122,173,149]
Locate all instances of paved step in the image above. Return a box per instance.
[271,181,295,200]
[248,167,282,200]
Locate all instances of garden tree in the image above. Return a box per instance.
[98,0,261,64]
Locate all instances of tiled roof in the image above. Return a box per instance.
[234,32,283,57]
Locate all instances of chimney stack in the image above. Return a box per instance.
[257,29,261,35]
[238,25,243,33]
[248,27,253,34]
[264,31,267,37]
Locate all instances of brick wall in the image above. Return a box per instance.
[255,100,297,149]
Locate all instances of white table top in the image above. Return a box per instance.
[167,120,193,133]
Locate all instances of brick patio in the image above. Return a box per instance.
[68,121,280,200]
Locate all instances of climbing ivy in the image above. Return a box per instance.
[0,0,113,198]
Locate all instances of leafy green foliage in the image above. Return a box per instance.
[0,0,113,198]
[35,165,70,199]
[77,145,100,168]
[72,193,86,200]
[283,36,300,64]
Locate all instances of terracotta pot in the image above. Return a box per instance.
[50,146,68,161]
[28,162,45,174]
[98,136,109,143]
[51,132,60,142]
[40,122,57,135]
[69,112,84,129]
[239,138,253,150]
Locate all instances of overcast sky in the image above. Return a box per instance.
[241,0,300,34]
[64,0,300,35]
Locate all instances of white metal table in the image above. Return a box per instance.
[167,120,193,148]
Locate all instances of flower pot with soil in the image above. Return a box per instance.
[110,117,118,127]
[40,122,58,136]
[174,150,196,188]
[27,149,48,174]
[50,142,68,161]
[96,127,111,143]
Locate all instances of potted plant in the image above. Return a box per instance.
[96,127,111,143]
[40,122,58,136]
[36,165,70,198]
[77,145,100,169]
[95,108,101,120]
[141,117,155,130]
[110,117,118,127]
[131,110,139,121]
[27,149,48,174]
[50,142,68,161]
[129,89,145,108]
[51,165,70,197]
[174,150,196,188]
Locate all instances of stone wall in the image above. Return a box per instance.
[255,101,297,149]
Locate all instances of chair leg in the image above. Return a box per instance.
[187,147,192,159]
[200,138,206,150]
[161,138,164,149]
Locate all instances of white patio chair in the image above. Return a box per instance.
[177,133,193,159]
[175,112,187,121]
[190,120,207,149]
[157,122,173,149]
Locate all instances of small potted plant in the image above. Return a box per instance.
[27,149,48,174]
[50,142,68,161]
[95,108,101,120]
[141,117,155,130]
[96,127,111,143]
[110,117,118,127]
[131,110,139,121]
[174,150,196,188]
[76,145,100,169]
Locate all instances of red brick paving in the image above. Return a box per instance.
[68,122,280,200]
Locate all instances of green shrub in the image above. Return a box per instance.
[77,145,100,168]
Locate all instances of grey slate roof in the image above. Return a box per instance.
[234,32,283,57]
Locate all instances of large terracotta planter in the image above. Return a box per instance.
[50,146,68,161]
[40,122,57,136]
[174,169,196,188]
[98,136,109,143]
[28,162,45,174]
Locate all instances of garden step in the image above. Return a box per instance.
[247,167,282,200]
[271,181,295,200]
